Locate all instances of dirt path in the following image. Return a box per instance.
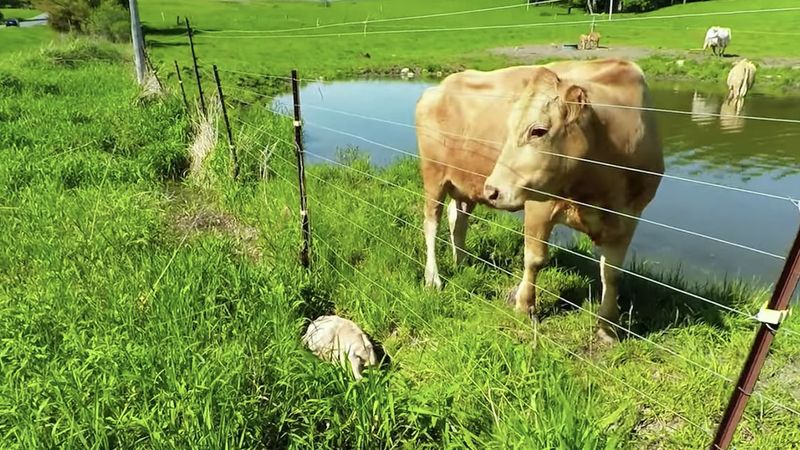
[491,44,800,68]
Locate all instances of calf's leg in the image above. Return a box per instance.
[447,199,474,266]
[512,201,555,317]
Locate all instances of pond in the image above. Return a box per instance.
[273,79,800,286]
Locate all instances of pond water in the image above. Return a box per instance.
[273,79,800,286]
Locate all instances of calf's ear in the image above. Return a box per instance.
[562,85,588,125]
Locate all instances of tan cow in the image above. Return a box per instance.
[726,58,756,102]
[416,59,664,342]
[578,34,589,50]
[587,31,601,50]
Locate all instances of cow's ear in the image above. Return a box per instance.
[562,85,588,125]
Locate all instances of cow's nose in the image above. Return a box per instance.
[484,184,500,201]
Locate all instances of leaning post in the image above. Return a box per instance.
[291,69,311,270]
[185,17,206,116]
[212,65,240,180]
[174,60,189,112]
[710,224,800,449]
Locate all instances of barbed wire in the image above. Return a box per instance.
[262,147,800,419]
[310,188,713,444]
[198,6,800,39]
[231,111,800,422]
[225,83,800,343]
[296,102,799,201]
[199,0,563,35]
[299,119,787,260]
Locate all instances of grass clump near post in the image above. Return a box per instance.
[26,39,126,68]
[187,93,220,179]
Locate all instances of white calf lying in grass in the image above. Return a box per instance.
[302,315,377,380]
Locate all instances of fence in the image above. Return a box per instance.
[161,5,800,449]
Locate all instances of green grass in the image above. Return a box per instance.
[0,26,57,57]
[1,7,41,20]
[2,25,800,450]
[138,0,800,92]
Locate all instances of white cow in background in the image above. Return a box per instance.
[703,26,731,56]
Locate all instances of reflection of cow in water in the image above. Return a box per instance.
[690,91,719,125]
[719,59,755,131]
[690,90,745,132]
[720,97,746,132]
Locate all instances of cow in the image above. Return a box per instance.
[578,34,589,50]
[587,31,601,50]
[415,59,664,342]
[726,58,756,102]
[703,26,731,57]
[578,31,601,50]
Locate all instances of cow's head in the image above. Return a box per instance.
[484,69,591,210]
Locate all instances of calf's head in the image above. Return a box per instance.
[484,69,591,210]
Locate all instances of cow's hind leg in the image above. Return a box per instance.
[510,201,555,318]
[424,187,446,289]
[596,224,636,343]
[447,199,475,266]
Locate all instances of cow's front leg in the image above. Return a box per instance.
[423,191,445,289]
[511,201,555,318]
[596,226,636,343]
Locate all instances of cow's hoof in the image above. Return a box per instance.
[595,327,619,345]
[424,274,442,290]
[505,286,519,307]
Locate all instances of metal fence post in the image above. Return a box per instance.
[291,69,311,269]
[212,65,239,181]
[185,17,206,116]
[710,224,800,449]
[174,60,189,112]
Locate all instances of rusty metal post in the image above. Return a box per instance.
[174,60,189,112]
[710,224,800,449]
[291,69,311,269]
[212,65,239,181]
[185,18,206,116]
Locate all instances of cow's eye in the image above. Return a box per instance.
[528,126,548,138]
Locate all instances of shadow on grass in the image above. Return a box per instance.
[146,40,189,49]
[548,244,758,337]
[142,25,218,37]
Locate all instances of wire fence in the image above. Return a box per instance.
[167,3,800,447]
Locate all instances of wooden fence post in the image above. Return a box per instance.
[174,60,189,112]
[212,65,239,181]
[185,17,206,116]
[710,224,800,449]
[291,69,311,269]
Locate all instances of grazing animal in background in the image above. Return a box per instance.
[578,34,590,50]
[415,59,664,342]
[587,31,601,49]
[302,315,377,380]
[726,58,756,102]
[703,26,731,56]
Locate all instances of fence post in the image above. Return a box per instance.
[212,65,240,181]
[710,225,800,450]
[291,69,311,270]
[185,17,206,116]
[174,60,189,112]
